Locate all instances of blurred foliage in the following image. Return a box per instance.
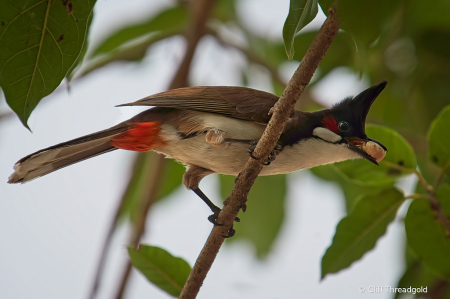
[117,152,184,226]
[3,0,450,297]
[128,245,191,297]
[220,174,286,259]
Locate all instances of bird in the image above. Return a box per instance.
[8,81,388,236]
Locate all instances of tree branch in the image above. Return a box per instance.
[179,5,341,299]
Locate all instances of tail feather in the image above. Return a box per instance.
[8,125,129,184]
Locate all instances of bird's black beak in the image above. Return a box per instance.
[345,137,387,166]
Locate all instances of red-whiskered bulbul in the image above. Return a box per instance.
[8,81,388,234]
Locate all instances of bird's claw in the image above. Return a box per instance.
[247,142,283,165]
[223,225,236,238]
[207,210,240,238]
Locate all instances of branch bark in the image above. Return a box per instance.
[179,5,341,299]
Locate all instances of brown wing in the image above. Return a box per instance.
[118,86,279,123]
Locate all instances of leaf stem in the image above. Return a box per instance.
[404,193,428,200]
[381,161,450,235]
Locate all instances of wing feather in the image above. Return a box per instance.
[118,86,279,123]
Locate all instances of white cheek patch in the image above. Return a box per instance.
[313,127,342,143]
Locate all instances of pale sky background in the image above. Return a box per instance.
[0,0,415,298]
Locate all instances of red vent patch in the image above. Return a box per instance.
[110,122,165,152]
[322,115,339,134]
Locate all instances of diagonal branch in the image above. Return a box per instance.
[179,5,341,299]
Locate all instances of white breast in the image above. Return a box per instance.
[156,131,361,176]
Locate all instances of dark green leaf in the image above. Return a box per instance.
[428,105,450,174]
[405,189,450,280]
[128,245,191,297]
[0,0,96,128]
[282,0,318,60]
[394,259,443,299]
[404,0,450,32]
[321,188,404,278]
[367,125,417,173]
[439,184,450,216]
[338,0,400,48]
[220,174,286,259]
[92,6,187,57]
[313,125,415,212]
[311,165,390,213]
[318,0,333,15]
[66,9,94,81]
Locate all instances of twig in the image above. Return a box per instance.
[170,0,216,88]
[179,5,341,299]
[112,0,217,298]
[382,160,450,236]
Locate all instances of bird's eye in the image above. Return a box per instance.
[338,121,350,132]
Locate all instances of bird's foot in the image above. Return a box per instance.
[246,141,283,165]
[207,208,240,238]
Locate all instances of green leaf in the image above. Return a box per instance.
[405,187,450,280]
[394,259,440,299]
[0,0,96,128]
[318,0,333,15]
[80,30,179,78]
[367,124,417,173]
[92,6,187,57]
[335,125,417,184]
[219,174,286,259]
[117,152,184,225]
[428,105,450,174]
[311,164,390,213]
[321,188,404,278]
[282,0,318,60]
[312,125,415,212]
[66,11,94,81]
[338,0,400,48]
[128,245,191,297]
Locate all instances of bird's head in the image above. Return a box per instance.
[312,81,388,165]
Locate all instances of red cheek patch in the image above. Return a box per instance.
[322,115,339,134]
[110,122,166,152]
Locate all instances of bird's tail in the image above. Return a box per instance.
[8,121,164,184]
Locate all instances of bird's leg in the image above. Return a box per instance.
[192,187,240,238]
[246,140,284,165]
